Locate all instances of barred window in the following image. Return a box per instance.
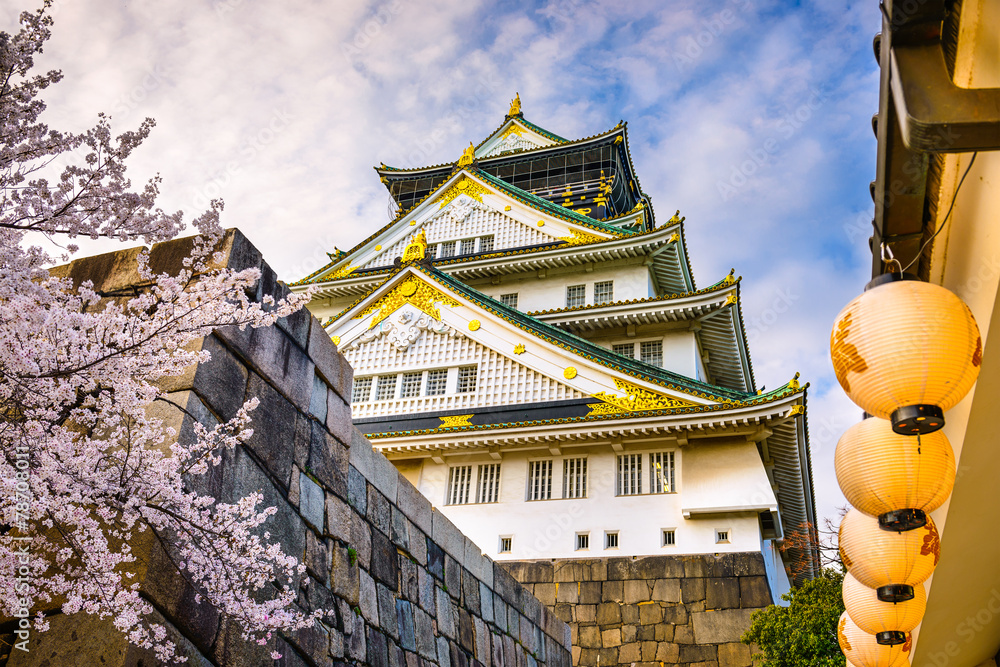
[617,453,642,496]
[594,280,614,305]
[457,366,478,393]
[499,293,519,309]
[400,372,422,398]
[575,533,589,550]
[438,241,455,258]
[717,530,730,544]
[425,369,448,396]
[477,463,501,503]
[352,377,373,403]
[605,531,619,549]
[640,340,663,367]
[447,466,473,505]
[612,343,634,358]
[479,235,494,253]
[499,536,512,553]
[566,284,586,308]
[460,238,476,255]
[562,458,587,499]
[375,375,397,401]
[649,451,675,494]
[527,460,553,501]
[662,529,676,546]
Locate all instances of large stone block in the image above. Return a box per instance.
[692,608,757,644]
[367,485,392,535]
[396,475,433,535]
[623,579,651,604]
[308,420,348,498]
[308,314,353,402]
[740,575,774,608]
[633,555,685,579]
[433,511,467,563]
[652,578,681,603]
[370,527,400,588]
[326,389,353,447]
[325,492,351,540]
[242,373,298,486]
[190,334,250,421]
[706,577,741,610]
[309,373,328,422]
[718,641,753,667]
[299,472,325,530]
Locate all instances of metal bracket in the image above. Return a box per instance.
[890,41,1000,152]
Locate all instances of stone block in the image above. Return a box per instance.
[309,419,348,498]
[578,624,601,649]
[555,582,578,604]
[503,560,553,584]
[473,615,490,664]
[733,552,768,576]
[639,602,664,625]
[652,578,681,602]
[553,560,588,583]
[418,566,437,612]
[621,603,639,625]
[427,539,445,580]
[325,492,351,540]
[367,485,391,536]
[396,476,433,534]
[633,554,685,579]
[719,641,753,667]
[309,374,328,422]
[396,599,416,651]
[359,568,379,623]
[331,543,360,606]
[445,555,462,600]
[408,521,427,566]
[623,579,651,604]
[433,511,466,562]
[189,334,249,421]
[462,566,480,610]
[346,611,366,661]
[707,553,737,577]
[390,505,409,551]
[692,608,757,644]
[436,586,456,638]
[492,632,506,667]
[370,527,400,588]
[479,583,494,622]
[400,556,419,603]
[606,557,631,580]
[308,316,353,402]
[299,473,325,530]
[601,580,623,602]
[349,427,376,477]
[575,604,596,623]
[740,575,774,608]
[414,606,437,659]
[617,641,641,663]
[533,583,556,606]
[304,530,331,585]
[367,626,390,667]
[595,602,620,625]
[378,583,399,641]
[579,581,601,604]
[662,604,688,625]
[493,595,507,633]
[674,623,695,644]
[707,576,742,610]
[683,556,709,578]
[680,643,718,662]
[326,390,353,447]
[682,576,706,603]
[347,465,367,513]
[286,617,330,666]
[656,641,680,662]
[492,563,523,608]
[350,509,372,570]
[621,624,637,643]
[243,373,297,485]
[274,299,312,354]
[226,316,314,413]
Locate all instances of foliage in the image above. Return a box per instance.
[741,569,845,666]
[1,3,313,661]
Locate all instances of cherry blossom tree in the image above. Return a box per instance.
[1,3,316,661]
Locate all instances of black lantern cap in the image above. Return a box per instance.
[892,404,945,434]
[877,584,915,603]
[879,508,928,532]
[876,631,908,646]
[865,272,920,291]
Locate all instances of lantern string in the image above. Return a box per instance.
[902,152,979,274]
[881,242,903,275]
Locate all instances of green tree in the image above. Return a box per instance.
[741,570,845,666]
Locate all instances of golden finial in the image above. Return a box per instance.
[508,92,522,117]
[402,229,427,262]
[457,142,476,167]
[668,209,682,224]
[788,372,801,391]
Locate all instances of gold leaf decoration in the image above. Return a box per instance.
[440,414,474,428]
[329,264,356,280]
[514,343,526,355]
[500,124,524,139]
[586,379,697,416]
[559,229,605,246]
[354,277,460,329]
[564,367,577,380]
[468,320,481,331]
[330,335,341,346]
[437,175,490,209]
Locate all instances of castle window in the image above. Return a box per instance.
[562,457,587,499]
[662,529,676,546]
[716,530,730,544]
[527,460,553,501]
[438,241,455,258]
[457,366,478,393]
[566,284,585,308]
[479,235,494,253]
[400,372,422,398]
[616,453,642,496]
[640,340,663,367]
[594,280,614,305]
[649,451,675,494]
[499,536,512,554]
[447,466,473,505]
[460,238,476,255]
[425,369,448,396]
[605,531,619,549]
[477,463,501,503]
[352,377,373,403]
[375,375,397,401]
[500,293,519,310]
[575,532,590,550]
[612,343,634,358]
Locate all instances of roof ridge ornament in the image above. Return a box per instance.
[457,142,476,167]
[402,229,428,262]
[507,92,522,118]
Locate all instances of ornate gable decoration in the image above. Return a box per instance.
[586,379,699,416]
[341,309,462,352]
[436,175,491,209]
[354,276,460,329]
[429,194,489,226]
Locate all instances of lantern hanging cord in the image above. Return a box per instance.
[902,152,979,274]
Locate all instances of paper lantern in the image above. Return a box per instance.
[839,612,911,667]
[839,508,940,602]
[835,418,955,530]
[843,572,926,644]
[830,274,981,434]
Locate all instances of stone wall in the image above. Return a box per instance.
[7,230,570,667]
[503,553,773,667]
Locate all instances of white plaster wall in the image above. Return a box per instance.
[593,331,701,379]
[413,444,767,561]
[476,264,653,313]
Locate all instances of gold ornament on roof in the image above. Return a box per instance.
[564,367,578,380]
[440,414,474,428]
[402,230,427,262]
[458,142,476,167]
[437,175,490,209]
[668,210,683,224]
[586,379,697,416]
[559,229,605,246]
[514,343,526,355]
[468,320,481,331]
[355,276,460,329]
[329,264,356,280]
[508,93,522,117]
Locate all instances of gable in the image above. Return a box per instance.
[475,120,559,159]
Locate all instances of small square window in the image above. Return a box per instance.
[375,375,397,401]
[425,369,447,396]
[500,293,519,310]
[662,529,676,546]
[716,530,730,544]
[352,377,373,403]
[605,531,619,549]
[640,340,663,367]
[479,235,494,253]
[438,241,455,258]
[400,372,422,398]
[594,281,614,305]
[457,366,478,393]
[612,343,634,358]
[576,533,590,551]
[460,239,476,255]
[499,536,512,554]
[566,284,586,308]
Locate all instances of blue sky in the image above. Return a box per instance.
[5,0,883,526]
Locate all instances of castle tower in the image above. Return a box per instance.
[292,98,817,623]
